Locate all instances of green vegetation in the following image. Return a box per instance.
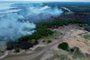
[18,22,54,42]
[59,55,70,60]
[37,20,84,28]
[47,40,52,43]
[72,47,85,59]
[18,19,85,43]
[58,42,69,51]
[14,48,20,53]
[79,33,90,40]
[16,19,86,50]
[83,34,90,40]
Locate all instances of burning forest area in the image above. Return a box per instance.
[0,2,90,60]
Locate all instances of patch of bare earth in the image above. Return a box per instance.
[41,25,90,60]
[3,25,90,60]
[63,29,90,54]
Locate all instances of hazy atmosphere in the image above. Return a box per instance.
[0,0,90,2]
[0,1,90,60]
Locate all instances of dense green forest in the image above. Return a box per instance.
[18,19,85,42]
[7,19,88,50]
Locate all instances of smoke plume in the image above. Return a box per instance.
[0,2,63,41]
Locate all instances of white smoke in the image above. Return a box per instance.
[27,6,62,21]
[0,13,36,41]
[13,3,63,22]
[0,2,63,41]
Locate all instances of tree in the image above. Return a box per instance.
[58,42,69,51]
